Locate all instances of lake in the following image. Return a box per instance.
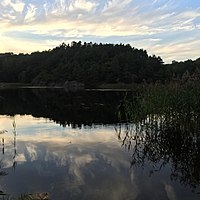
[0,88,200,200]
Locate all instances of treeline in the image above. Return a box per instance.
[0,41,199,87]
[168,58,200,83]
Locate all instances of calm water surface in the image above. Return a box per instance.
[0,89,199,200]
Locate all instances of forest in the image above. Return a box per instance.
[0,41,199,88]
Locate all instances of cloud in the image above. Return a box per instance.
[0,0,199,62]
[24,4,37,23]
[69,0,97,12]
[11,0,25,13]
[1,0,12,7]
[26,144,38,161]
[0,0,25,24]
[146,37,200,63]
[103,0,132,12]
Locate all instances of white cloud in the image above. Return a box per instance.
[152,0,158,4]
[1,0,25,12]
[48,0,68,16]
[178,10,200,19]
[1,0,11,6]
[146,38,200,63]
[11,0,25,13]
[103,0,132,12]
[69,0,97,12]
[24,4,37,23]
[2,12,16,20]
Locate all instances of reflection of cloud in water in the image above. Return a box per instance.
[16,153,26,162]
[26,144,38,161]
[69,154,96,184]
[1,141,139,199]
[0,115,196,200]
[0,113,139,199]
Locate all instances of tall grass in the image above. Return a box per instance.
[119,82,200,131]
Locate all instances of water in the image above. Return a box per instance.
[0,89,199,200]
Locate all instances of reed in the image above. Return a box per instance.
[118,82,200,130]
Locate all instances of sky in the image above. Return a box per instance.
[0,0,200,63]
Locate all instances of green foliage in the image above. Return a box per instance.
[0,42,199,87]
[0,42,165,87]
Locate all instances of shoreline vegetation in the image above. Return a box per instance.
[116,82,200,191]
[119,82,200,122]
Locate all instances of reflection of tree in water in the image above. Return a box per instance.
[0,130,7,155]
[0,89,128,127]
[12,117,17,170]
[116,84,200,191]
[117,117,200,190]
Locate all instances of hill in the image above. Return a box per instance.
[0,41,199,88]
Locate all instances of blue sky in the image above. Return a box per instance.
[0,0,199,63]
